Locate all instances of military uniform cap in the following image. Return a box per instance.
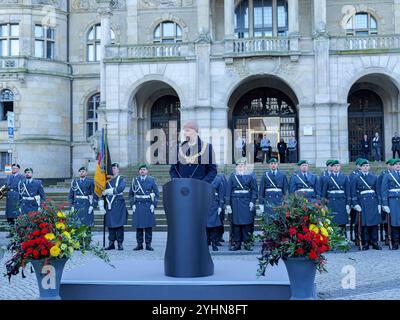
[330,160,339,166]
[385,159,393,165]
[391,158,400,165]
[78,166,87,171]
[326,160,333,166]
[24,167,33,173]
[358,159,369,166]
[355,158,364,166]
[138,163,148,170]
[236,157,247,165]
[297,160,308,166]
[111,162,119,168]
[268,158,278,164]
[12,163,20,168]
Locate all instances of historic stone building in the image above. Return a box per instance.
[0,0,400,177]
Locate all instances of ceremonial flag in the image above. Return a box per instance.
[94,128,113,197]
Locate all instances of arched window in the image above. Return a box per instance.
[86,93,100,138]
[153,21,182,43]
[235,0,288,38]
[87,24,115,62]
[0,89,14,121]
[346,12,378,36]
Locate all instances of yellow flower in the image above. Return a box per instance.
[63,231,71,239]
[50,246,61,257]
[56,222,65,230]
[44,233,55,241]
[320,227,329,237]
[309,224,319,234]
[71,229,76,234]
[56,240,62,247]
[57,211,66,219]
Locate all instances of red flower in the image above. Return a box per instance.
[288,226,297,236]
[40,249,48,256]
[33,230,40,236]
[296,248,304,255]
[286,212,290,218]
[33,250,39,258]
[302,216,309,222]
[309,250,318,260]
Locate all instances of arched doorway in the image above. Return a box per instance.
[348,89,384,161]
[231,86,298,163]
[150,95,180,164]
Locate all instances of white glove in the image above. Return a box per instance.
[354,205,362,212]
[150,204,155,213]
[259,205,265,214]
[249,202,254,211]
[88,206,93,215]
[225,205,232,214]
[383,206,390,213]
[346,205,351,214]
[102,188,113,196]
[34,195,41,207]
[132,205,136,212]
[378,205,381,214]
[70,206,75,213]
[217,207,222,216]
[98,199,106,215]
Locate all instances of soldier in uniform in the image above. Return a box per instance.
[377,159,394,245]
[351,159,382,250]
[381,158,400,250]
[348,158,364,242]
[321,160,351,236]
[5,164,24,238]
[18,168,45,215]
[258,158,288,222]
[289,160,320,200]
[225,157,258,251]
[169,120,217,183]
[129,163,159,251]
[216,173,227,244]
[319,160,333,196]
[207,173,225,251]
[98,163,128,251]
[68,166,96,227]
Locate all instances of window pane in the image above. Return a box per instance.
[346,18,353,30]
[263,6,273,28]
[0,24,8,37]
[88,27,94,41]
[254,7,263,28]
[47,28,55,39]
[35,40,44,58]
[87,122,93,137]
[95,43,101,61]
[35,25,44,38]
[95,25,101,40]
[0,40,8,56]
[154,25,161,38]
[10,39,19,55]
[10,24,19,37]
[176,25,182,37]
[370,16,377,30]
[355,13,368,29]
[87,44,94,61]
[277,5,287,28]
[47,41,54,59]
[162,22,174,37]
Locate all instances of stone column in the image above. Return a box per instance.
[313,0,326,35]
[288,0,299,55]
[126,0,138,44]
[224,0,234,39]
[198,0,210,35]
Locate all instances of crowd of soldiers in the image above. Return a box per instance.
[3,120,400,253]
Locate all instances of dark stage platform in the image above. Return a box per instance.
[60,259,291,300]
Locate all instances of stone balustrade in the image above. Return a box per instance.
[331,35,400,52]
[232,37,290,55]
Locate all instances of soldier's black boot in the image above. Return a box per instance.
[362,242,369,251]
[146,243,154,251]
[385,235,390,246]
[372,242,382,250]
[216,241,222,246]
[117,242,124,251]
[392,242,399,250]
[211,242,219,251]
[229,242,241,251]
[133,243,143,251]
[105,241,115,250]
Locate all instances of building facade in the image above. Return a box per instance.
[0,0,400,177]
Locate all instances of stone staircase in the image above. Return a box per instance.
[0,162,389,232]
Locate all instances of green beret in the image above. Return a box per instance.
[330,160,339,166]
[326,160,333,166]
[297,160,308,166]
[24,167,33,173]
[358,159,369,166]
[138,163,148,170]
[391,158,400,165]
[355,158,364,166]
[78,166,87,172]
[111,162,119,168]
[268,158,278,164]
[385,159,393,165]
[236,157,247,165]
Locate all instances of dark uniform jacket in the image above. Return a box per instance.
[5,173,24,218]
[18,179,46,215]
[68,177,96,226]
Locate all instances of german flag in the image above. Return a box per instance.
[94,128,113,197]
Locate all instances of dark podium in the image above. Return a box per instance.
[163,178,214,277]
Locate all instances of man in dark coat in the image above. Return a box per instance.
[207,174,225,251]
[5,164,24,237]
[321,160,351,235]
[277,139,287,163]
[361,134,370,160]
[351,159,382,250]
[18,168,45,215]
[319,160,333,197]
[68,166,96,227]
[258,158,288,223]
[169,120,217,183]
[129,163,159,251]
[99,163,128,251]
[289,160,320,199]
[348,158,364,242]
[381,158,400,250]
[225,157,258,251]
[392,132,400,158]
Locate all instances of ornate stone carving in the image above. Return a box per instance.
[72,0,125,10]
[0,0,18,3]
[140,0,194,8]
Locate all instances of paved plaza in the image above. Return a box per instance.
[0,232,399,300]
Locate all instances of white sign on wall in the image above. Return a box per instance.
[303,125,313,136]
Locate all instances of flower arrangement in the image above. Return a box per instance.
[4,201,111,281]
[257,194,349,276]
